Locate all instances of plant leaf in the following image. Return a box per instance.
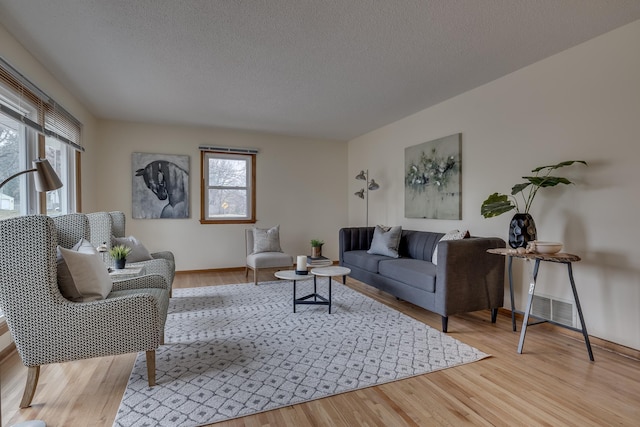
[531,160,587,173]
[525,176,573,187]
[511,182,530,195]
[481,193,516,218]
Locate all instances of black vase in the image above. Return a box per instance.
[509,213,537,248]
[115,258,126,270]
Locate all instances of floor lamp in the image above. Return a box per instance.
[354,169,380,229]
[0,158,62,427]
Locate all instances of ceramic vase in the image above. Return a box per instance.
[509,213,537,248]
[311,245,322,258]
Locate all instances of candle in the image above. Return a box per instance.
[296,255,307,271]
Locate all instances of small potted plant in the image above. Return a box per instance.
[310,239,324,258]
[481,160,587,248]
[109,244,132,269]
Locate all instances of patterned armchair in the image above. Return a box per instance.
[0,215,169,408]
[86,211,175,296]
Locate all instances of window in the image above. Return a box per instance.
[0,57,82,219]
[0,97,36,218]
[200,150,256,223]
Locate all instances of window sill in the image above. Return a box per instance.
[200,219,257,225]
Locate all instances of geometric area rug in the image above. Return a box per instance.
[114,280,489,426]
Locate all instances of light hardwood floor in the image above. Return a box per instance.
[2,269,639,426]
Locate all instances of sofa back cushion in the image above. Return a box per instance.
[399,230,444,262]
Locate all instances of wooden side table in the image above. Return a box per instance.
[487,248,594,361]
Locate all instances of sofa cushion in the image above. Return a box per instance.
[367,225,402,258]
[401,230,444,261]
[343,250,389,273]
[247,251,293,269]
[378,258,437,293]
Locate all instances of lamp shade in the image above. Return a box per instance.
[33,158,63,192]
[355,170,367,180]
[368,179,379,191]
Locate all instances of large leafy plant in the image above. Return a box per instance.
[481,160,587,218]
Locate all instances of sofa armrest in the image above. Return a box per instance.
[339,227,374,263]
[434,237,506,316]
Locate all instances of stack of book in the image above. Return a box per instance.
[307,255,330,266]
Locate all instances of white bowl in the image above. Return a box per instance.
[533,241,563,254]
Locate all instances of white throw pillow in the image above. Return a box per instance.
[367,225,402,258]
[112,235,154,262]
[432,229,469,265]
[58,241,113,302]
[253,225,282,253]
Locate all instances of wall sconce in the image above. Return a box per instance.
[354,169,380,228]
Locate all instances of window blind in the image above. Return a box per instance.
[198,145,259,154]
[0,56,84,152]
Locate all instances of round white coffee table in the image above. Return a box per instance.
[309,266,351,314]
[274,270,313,313]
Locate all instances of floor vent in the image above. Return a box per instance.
[531,294,576,328]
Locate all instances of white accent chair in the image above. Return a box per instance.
[245,229,293,285]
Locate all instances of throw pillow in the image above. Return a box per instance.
[432,229,470,265]
[367,225,402,258]
[112,235,154,263]
[57,238,97,297]
[57,240,113,302]
[253,225,282,253]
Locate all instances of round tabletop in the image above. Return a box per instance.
[310,266,351,277]
[274,270,313,281]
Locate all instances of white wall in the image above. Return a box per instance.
[92,121,348,271]
[348,20,640,350]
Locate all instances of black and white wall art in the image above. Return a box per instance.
[132,152,190,219]
[404,133,462,219]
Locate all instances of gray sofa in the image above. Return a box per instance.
[339,227,505,332]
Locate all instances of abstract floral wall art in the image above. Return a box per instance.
[404,133,461,219]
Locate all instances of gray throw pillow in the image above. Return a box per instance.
[57,239,113,302]
[253,225,282,253]
[112,235,154,262]
[367,225,402,258]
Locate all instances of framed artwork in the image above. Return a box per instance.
[404,133,461,219]
[132,152,190,219]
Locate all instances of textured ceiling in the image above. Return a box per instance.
[1,1,639,141]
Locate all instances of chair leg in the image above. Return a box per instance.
[491,308,498,323]
[254,268,258,285]
[20,365,40,408]
[146,350,156,387]
[441,316,449,333]
[245,266,249,277]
